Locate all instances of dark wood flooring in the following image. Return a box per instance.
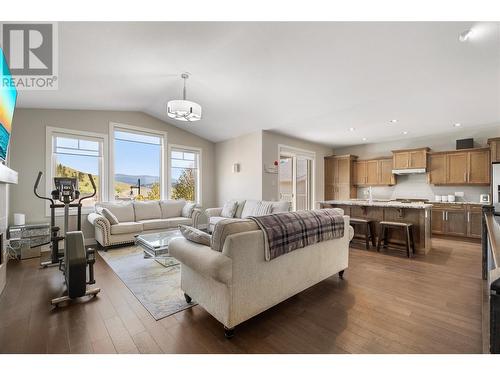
[0,237,482,353]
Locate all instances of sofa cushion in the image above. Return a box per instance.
[221,200,238,218]
[101,208,119,225]
[271,201,290,213]
[139,217,192,231]
[234,200,246,218]
[96,201,135,223]
[211,219,259,252]
[179,225,211,246]
[209,216,227,227]
[240,200,260,218]
[160,200,186,218]
[181,202,196,218]
[134,201,162,221]
[110,221,143,235]
[253,201,274,216]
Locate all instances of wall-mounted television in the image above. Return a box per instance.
[0,48,17,162]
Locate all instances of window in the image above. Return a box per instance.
[169,146,201,203]
[112,124,165,201]
[47,127,106,213]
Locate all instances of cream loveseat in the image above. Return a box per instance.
[169,213,354,338]
[205,199,290,233]
[88,200,201,249]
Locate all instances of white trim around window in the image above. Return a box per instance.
[45,126,108,217]
[109,122,168,200]
[168,144,203,205]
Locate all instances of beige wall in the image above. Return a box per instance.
[333,123,500,202]
[261,130,334,205]
[9,109,216,240]
[214,131,262,206]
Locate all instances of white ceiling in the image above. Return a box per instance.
[16,22,500,147]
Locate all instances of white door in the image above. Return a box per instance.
[279,153,313,211]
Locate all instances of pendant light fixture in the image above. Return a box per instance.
[167,73,202,122]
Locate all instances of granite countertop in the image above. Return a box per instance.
[319,200,433,209]
[428,201,484,205]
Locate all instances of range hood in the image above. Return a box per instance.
[392,168,427,175]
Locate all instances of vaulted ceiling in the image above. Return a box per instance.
[17,22,500,146]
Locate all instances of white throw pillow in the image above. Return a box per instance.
[101,208,119,225]
[182,202,196,218]
[253,201,274,216]
[241,200,259,218]
[221,200,238,218]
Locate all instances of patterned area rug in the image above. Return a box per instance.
[98,246,196,320]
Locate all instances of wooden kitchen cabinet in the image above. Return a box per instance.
[445,208,467,236]
[354,160,367,185]
[488,137,500,162]
[366,160,379,185]
[468,149,490,184]
[392,147,429,170]
[428,153,446,184]
[446,152,468,184]
[379,158,395,185]
[354,158,395,186]
[467,205,483,238]
[429,148,490,185]
[431,203,482,238]
[431,208,446,234]
[324,155,357,200]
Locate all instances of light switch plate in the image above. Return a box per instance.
[455,192,465,197]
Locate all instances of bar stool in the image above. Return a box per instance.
[377,221,415,258]
[349,217,376,249]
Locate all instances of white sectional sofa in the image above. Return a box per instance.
[169,214,354,337]
[205,199,290,233]
[87,200,201,249]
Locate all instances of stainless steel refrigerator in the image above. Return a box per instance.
[493,162,500,213]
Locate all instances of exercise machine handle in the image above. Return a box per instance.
[34,171,54,205]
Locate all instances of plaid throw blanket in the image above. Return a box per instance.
[249,208,345,261]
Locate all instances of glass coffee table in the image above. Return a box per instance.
[135,230,183,268]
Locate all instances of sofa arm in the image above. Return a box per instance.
[87,212,111,247]
[191,207,202,228]
[169,238,232,284]
[205,207,223,218]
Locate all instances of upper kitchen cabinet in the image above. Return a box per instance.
[392,147,429,170]
[353,157,395,186]
[428,153,446,184]
[488,137,500,162]
[324,154,357,200]
[428,148,490,185]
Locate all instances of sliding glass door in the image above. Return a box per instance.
[279,150,314,211]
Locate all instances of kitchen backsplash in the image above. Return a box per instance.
[357,173,490,202]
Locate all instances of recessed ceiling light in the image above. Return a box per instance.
[453,123,462,127]
[390,119,398,124]
[362,137,367,141]
[402,131,408,135]
[459,29,473,42]
[349,127,355,132]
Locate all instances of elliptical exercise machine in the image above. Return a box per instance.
[34,171,101,306]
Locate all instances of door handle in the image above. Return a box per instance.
[464,171,467,182]
[442,211,445,220]
[446,212,448,220]
[468,212,470,222]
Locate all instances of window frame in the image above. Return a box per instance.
[45,126,108,217]
[109,122,167,201]
[168,144,202,205]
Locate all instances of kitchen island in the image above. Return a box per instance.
[319,199,432,254]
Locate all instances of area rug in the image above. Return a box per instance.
[98,246,196,320]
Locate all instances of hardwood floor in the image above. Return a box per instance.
[0,237,482,354]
